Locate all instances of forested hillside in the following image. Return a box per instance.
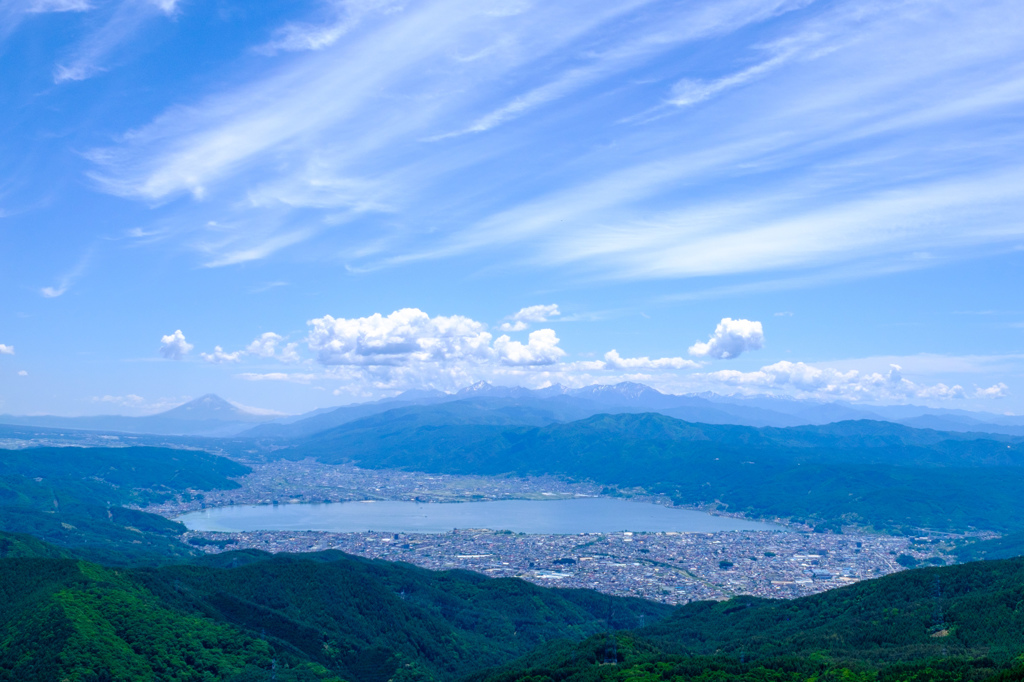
[475,556,1024,682]
[0,547,669,682]
[281,414,1024,532]
[0,446,248,564]
[2,546,1024,682]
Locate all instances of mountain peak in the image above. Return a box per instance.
[157,394,280,422]
[571,381,664,399]
[457,381,494,395]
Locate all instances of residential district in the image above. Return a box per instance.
[181,526,950,605]
[153,459,958,605]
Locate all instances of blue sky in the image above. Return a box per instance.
[1,0,1023,416]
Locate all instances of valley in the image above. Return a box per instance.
[1,387,1022,680]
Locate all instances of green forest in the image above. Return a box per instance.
[2,541,1024,682]
[0,446,248,564]
[281,414,1024,532]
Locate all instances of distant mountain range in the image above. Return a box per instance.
[0,394,281,437]
[243,381,1024,440]
[1,382,1022,438]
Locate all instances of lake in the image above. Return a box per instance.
[178,497,783,534]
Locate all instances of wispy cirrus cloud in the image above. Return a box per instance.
[83,0,816,268]
[27,0,93,12]
[0,0,91,40]
[53,0,180,83]
[255,0,401,55]
[41,249,92,298]
[82,0,1024,285]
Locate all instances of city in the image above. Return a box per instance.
[180,526,948,605]
[151,458,958,605]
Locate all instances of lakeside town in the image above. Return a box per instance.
[141,458,608,514]
[142,458,958,605]
[181,526,948,605]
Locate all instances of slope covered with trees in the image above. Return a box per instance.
[0,446,249,564]
[475,556,1024,682]
[3,546,1024,682]
[0,547,670,682]
[282,414,1024,532]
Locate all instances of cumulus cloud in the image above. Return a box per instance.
[499,304,560,332]
[0,344,13,355]
[18,370,28,376]
[246,332,283,357]
[307,308,495,366]
[976,382,1009,399]
[279,342,301,364]
[702,361,1008,403]
[201,346,243,364]
[91,394,145,407]
[601,349,699,370]
[709,360,857,393]
[198,332,300,365]
[494,329,566,366]
[689,318,764,359]
[159,330,192,360]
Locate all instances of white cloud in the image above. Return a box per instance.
[0,344,13,355]
[17,370,28,376]
[308,308,495,366]
[668,47,797,108]
[83,0,815,270]
[494,329,566,366]
[197,332,301,365]
[255,0,399,55]
[689,318,764,359]
[53,0,179,83]
[393,1,1024,287]
[297,308,578,392]
[700,361,1011,403]
[27,0,92,12]
[279,342,301,364]
[149,0,178,14]
[159,330,193,360]
[79,0,1024,287]
[169,306,1016,408]
[601,349,698,370]
[201,346,243,364]
[41,249,91,298]
[499,304,560,331]
[976,382,1009,399]
[246,332,283,358]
